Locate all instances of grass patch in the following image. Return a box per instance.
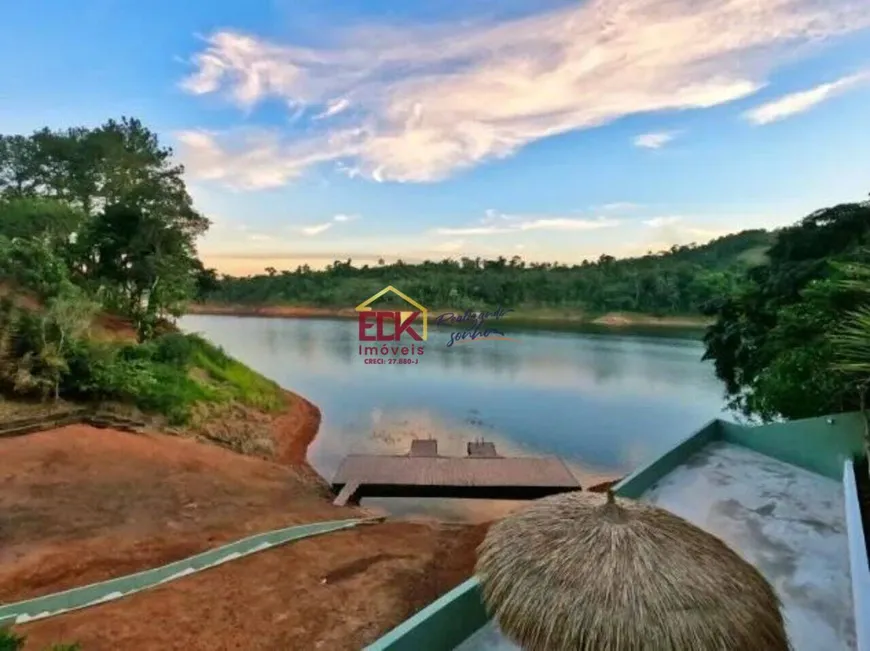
[188,336,284,412]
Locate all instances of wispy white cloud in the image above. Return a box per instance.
[743,71,870,125]
[297,213,360,236]
[633,131,678,149]
[599,202,641,212]
[435,211,620,236]
[518,218,619,232]
[246,232,278,242]
[431,239,466,253]
[175,129,358,190]
[638,213,792,249]
[177,0,869,188]
[313,97,351,120]
[299,223,333,236]
[436,226,507,236]
[643,216,683,227]
[642,215,726,240]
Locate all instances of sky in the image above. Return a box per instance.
[2,0,869,274]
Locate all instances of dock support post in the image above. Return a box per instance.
[333,481,361,507]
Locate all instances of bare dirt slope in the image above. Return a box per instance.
[0,423,486,650]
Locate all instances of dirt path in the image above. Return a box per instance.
[0,423,486,649]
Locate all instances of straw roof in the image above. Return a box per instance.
[476,491,790,651]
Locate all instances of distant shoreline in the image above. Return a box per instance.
[185,303,711,330]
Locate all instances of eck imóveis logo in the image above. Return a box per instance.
[356,286,426,365]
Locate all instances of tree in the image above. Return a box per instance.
[0,135,38,196]
[193,262,220,300]
[0,197,85,253]
[78,203,197,339]
[703,199,870,420]
[0,283,98,401]
[2,118,209,235]
[42,286,99,400]
[0,117,211,339]
[0,234,71,298]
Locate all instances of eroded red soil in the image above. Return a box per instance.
[0,421,486,650]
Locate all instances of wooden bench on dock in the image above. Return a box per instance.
[331,439,580,506]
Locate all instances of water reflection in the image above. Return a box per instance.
[234,316,710,398]
[180,315,729,520]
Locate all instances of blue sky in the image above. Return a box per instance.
[2,0,869,273]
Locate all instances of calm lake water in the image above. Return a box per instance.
[179,315,730,521]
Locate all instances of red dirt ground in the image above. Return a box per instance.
[0,421,487,650]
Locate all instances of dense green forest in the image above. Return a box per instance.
[0,118,283,423]
[200,230,775,315]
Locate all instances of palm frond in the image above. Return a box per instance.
[831,305,870,374]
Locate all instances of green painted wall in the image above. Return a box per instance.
[720,412,865,480]
[614,420,722,499]
[365,578,487,651]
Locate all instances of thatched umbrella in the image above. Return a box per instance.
[476,490,790,651]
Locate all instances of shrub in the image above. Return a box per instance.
[61,337,215,425]
[151,332,197,366]
[0,626,80,651]
[0,626,25,651]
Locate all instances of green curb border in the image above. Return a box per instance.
[0,517,380,627]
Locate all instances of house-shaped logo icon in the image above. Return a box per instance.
[355,286,428,341]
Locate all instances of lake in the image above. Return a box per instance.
[179,315,730,521]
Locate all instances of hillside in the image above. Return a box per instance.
[198,229,777,318]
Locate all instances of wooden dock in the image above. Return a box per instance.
[331,439,580,505]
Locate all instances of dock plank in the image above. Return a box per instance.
[331,454,580,501]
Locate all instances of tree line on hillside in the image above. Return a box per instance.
[200,229,775,314]
[0,118,286,422]
[1,116,870,441]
